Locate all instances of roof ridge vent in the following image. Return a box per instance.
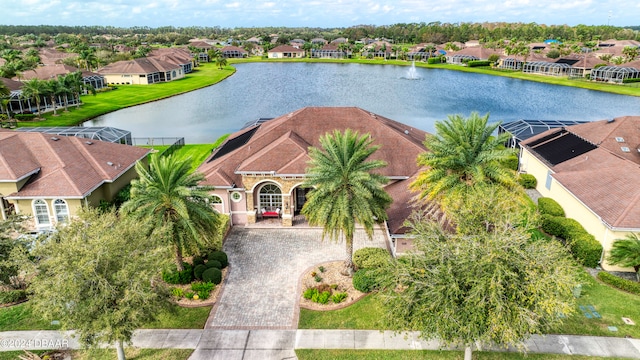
[607,118,616,123]
[85,141,93,145]
[50,137,59,141]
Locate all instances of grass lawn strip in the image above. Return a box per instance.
[295,349,631,360]
[0,349,193,360]
[0,302,211,331]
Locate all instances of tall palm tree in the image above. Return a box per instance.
[607,234,640,281]
[411,112,516,203]
[64,71,94,109]
[301,129,392,276]
[20,78,47,117]
[0,81,10,119]
[121,153,221,271]
[214,55,228,70]
[45,78,67,116]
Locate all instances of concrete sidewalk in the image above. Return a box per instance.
[2,329,640,359]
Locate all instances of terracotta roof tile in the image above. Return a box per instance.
[0,130,149,198]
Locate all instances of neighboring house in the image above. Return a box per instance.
[149,48,196,74]
[38,48,78,66]
[519,116,640,271]
[17,64,106,90]
[97,57,184,85]
[590,61,640,83]
[445,47,501,64]
[0,130,149,229]
[196,107,432,253]
[221,46,248,58]
[268,45,305,59]
[311,44,348,59]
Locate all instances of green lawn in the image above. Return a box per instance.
[299,270,640,338]
[16,63,235,128]
[0,349,193,360]
[295,349,631,360]
[0,302,211,331]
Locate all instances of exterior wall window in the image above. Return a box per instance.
[33,199,50,226]
[231,191,242,202]
[53,199,69,223]
[258,184,282,210]
[545,170,553,190]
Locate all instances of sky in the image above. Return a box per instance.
[2,0,639,29]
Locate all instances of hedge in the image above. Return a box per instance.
[467,60,492,67]
[538,197,565,217]
[15,114,37,121]
[541,214,602,267]
[518,174,537,189]
[427,57,443,64]
[623,78,640,84]
[597,271,640,295]
[352,269,380,293]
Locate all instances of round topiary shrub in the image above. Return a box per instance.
[538,197,565,217]
[192,256,205,266]
[194,264,207,280]
[352,268,380,293]
[208,251,228,268]
[202,267,222,285]
[353,247,390,270]
[518,173,537,189]
[205,260,222,269]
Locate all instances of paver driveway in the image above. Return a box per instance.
[205,227,387,329]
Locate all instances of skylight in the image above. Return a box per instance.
[615,137,625,143]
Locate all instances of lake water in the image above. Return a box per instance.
[88,63,640,144]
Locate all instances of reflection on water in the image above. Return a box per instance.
[88,63,640,144]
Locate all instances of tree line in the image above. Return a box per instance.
[0,22,638,44]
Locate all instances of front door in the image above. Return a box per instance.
[295,188,309,214]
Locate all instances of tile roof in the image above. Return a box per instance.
[17,64,99,81]
[521,116,640,229]
[97,57,180,75]
[0,130,149,198]
[0,77,22,91]
[269,45,303,53]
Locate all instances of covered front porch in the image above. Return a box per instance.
[244,177,312,227]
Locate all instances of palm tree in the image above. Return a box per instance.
[64,71,94,109]
[78,49,97,71]
[121,153,221,271]
[214,55,228,70]
[411,112,517,203]
[0,81,10,120]
[20,78,47,118]
[607,234,640,281]
[45,78,67,116]
[301,129,392,276]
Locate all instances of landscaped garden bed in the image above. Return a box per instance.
[300,261,366,311]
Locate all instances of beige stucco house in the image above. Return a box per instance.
[519,116,640,271]
[268,45,305,59]
[97,57,184,85]
[196,107,432,251]
[0,130,149,231]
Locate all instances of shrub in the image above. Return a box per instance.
[598,271,640,294]
[205,260,222,269]
[318,266,325,273]
[171,288,184,298]
[569,233,603,268]
[353,247,390,269]
[14,114,37,121]
[202,267,222,284]
[0,114,8,121]
[541,214,602,268]
[191,282,215,300]
[352,268,380,293]
[467,60,492,67]
[0,290,27,304]
[192,256,205,266]
[314,274,322,282]
[184,291,195,300]
[538,197,565,217]
[502,154,519,171]
[194,264,207,280]
[312,291,331,304]
[518,173,537,189]
[332,292,348,303]
[303,288,318,300]
[623,78,640,84]
[208,251,228,268]
[427,56,442,64]
[162,263,194,284]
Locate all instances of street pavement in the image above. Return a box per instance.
[2,329,640,359]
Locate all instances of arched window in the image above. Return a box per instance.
[53,199,69,223]
[33,199,50,226]
[258,183,282,210]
